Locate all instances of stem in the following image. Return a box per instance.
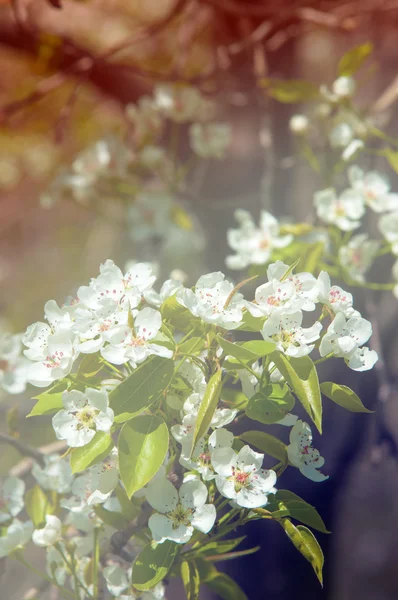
[15,555,75,600]
[0,432,45,466]
[93,528,100,600]
[101,359,125,378]
[55,544,92,599]
[313,352,334,366]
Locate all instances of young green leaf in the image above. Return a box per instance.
[203,569,248,600]
[193,536,246,558]
[320,382,372,413]
[132,540,180,591]
[281,520,324,585]
[240,430,287,462]
[161,295,201,332]
[221,388,248,410]
[118,415,169,498]
[218,337,258,362]
[27,381,69,417]
[93,505,129,530]
[270,353,322,433]
[260,78,320,103]
[110,356,174,423]
[25,485,52,527]
[177,336,206,356]
[338,42,373,76]
[181,560,201,600]
[240,340,276,357]
[266,490,329,533]
[70,431,113,474]
[190,369,223,456]
[246,383,295,424]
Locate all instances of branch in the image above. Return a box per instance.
[0,432,45,466]
[9,440,66,477]
[109,502,152,562]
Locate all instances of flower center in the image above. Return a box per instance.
[76,407,97,429]
[230,467,251,492]
[168,504,193,529]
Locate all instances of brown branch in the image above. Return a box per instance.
[109,502,152,562]
[0,0,188,124]
[0,431,46,465]
[9,440,66,477]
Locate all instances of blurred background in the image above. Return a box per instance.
[1,0,398,598]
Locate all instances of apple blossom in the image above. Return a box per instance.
[262,311,322,358]
[32,515,62,547]
[52,388,114,447]
[189,123,232,158]
[349,165,398,213]
[287,420,328,482]
[314,187,365,231]
[146,477,216,544]
[212,445,277,508]
[0,519,34,557]
[226,210,293,270]
[177,271,246,329]
[379,211,398,255]
[338,234,379,283]
[0,477,25,523]
[0,333,29,394]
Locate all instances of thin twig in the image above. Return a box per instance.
[0,432,45,465]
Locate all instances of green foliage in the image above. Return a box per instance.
[181,560,201,600]
[261,78,320,103]
[118,415,169,498]
[267,490,329,533]
[132,540,180,591]
[197,560,248,600]
[320,382,372,413]
[218,337,275,363]
[190,368,223,455]
[281,520,324,585]
[338,42,373,76]
[246,383,295,424]
[161,296,201,332]
[25,485,52,527]
[271,353,322,433]
[70,431,113,474]
[27,381,69,417]
[240,430,287,462]
[93,504,129,530]
[110,356,174,423]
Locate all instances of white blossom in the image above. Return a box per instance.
[52,388,114,448]
[338,234,379,283]
[189,123,232,158]
[212,445,276,509]
[332,76,356,99]
[226,211,293,270]
[262,311,322,358]
[0,519,34,557]
[0,333,29,394]
[287,420,328,482]
[314,187,365,231]
[32,515,62,547]
[379,211,398,255]
[317,271,357,317]
[146,478,216,544]
[177,272,245,329]
[0,477,25,523]
[154,84,205,123]
[319,312,377,371]
[32,455,74,494]
[70,449,119,505]
[101,307,172,366]
[289,114,309,135]
[349,165,398,213]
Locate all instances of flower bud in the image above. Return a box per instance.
[332,76,356,99]
[289,114,309,135]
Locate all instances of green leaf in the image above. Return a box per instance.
[218,338,258,362]
[266,490,329,533]
[132,540,179,591]
[300,242,325,275]
[209,547,260,563]
[181,560,200,600]
[338,42,373,76]
[240,340,276,357]
[110,356,174,423]
[221,387,248,410]
[118,415,169,498]
[161,295,201,332]
[320,382,372,413]
[240,430,287,462]
[27,380,69,417]
[203,568,248,600]
[77,353,103,380]
[236,311,265,332]
[25,485,52,527]
[70,431,113,474]
[93,505,129,530]
[115,485,140,521]
[177,337,206,356]
[282,520,324,585]
[246,383,295,424]
[190,369,223,455]
[261,78,319,103]
[195,536,246,558]
[384,148,398,173]
[270,353,322,433]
